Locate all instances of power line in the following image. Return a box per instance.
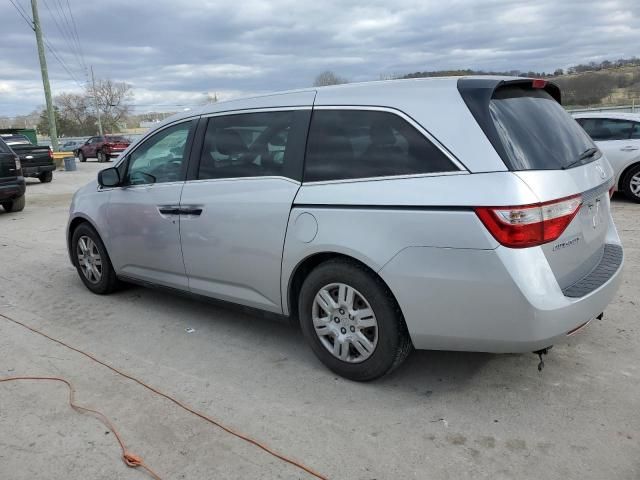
[55,0,86,73]
[42,0,85,80]
[65,0,86,75]
[8,0,34,30]
[9,0,85,89]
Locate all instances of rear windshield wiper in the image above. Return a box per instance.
[563,147,599,170]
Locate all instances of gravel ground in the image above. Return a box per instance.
[0,161,638,480]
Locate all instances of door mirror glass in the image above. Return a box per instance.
[98,167,120,187]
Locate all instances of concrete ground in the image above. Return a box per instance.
[0,161,638,480]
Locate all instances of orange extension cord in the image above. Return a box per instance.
[0,312,329,480]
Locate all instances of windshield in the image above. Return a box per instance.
[489,87,599,170]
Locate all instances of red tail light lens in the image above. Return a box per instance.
[475,194,583,248]
[609,186,615,198]
[48,148,53,159]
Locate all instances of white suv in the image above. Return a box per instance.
[574,112,640,202]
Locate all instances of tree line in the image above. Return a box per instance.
[314,56,640,107]
[36,79,133,136]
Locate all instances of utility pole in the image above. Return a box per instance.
[91,66,104,136]
[31,0,58,151]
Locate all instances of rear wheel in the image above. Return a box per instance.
[298,259,412,381]
[71,223,120,294]
[622,164,640,203]
[78,151,86,162]
[39,171,53,183]
[97,151,106,163]
[1,194,25,213]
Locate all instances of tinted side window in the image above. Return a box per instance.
[304,110,457,182]
[578,118,634,141]
[126,121,192,185]
[198,110,308,180]
[0,138,10,154]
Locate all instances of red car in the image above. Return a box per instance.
[76,135,130,163]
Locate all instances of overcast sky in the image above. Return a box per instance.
[1,0,639,116]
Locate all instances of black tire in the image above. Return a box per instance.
[97,151,105,163]
[71,223,120,294]
[622,164,640,203]
[298,259,413,381]
[1,194,25,213]
[78,151,86,162]
[39,171,53,183]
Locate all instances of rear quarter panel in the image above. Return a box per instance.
[281,172,536,315]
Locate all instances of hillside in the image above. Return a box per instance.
[401,58,640,107]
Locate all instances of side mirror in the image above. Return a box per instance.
[97,167,120,188]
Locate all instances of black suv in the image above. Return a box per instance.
[0,137,26,212]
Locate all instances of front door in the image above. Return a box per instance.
[105,120,195,289]
[179,109,311,312]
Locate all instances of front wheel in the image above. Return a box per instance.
[71,223,120,294]
[1,194,25,213]
[298,259,412,381]
[622,164,640,203]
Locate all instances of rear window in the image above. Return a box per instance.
[0,134,31,146]
[489,87,598,170]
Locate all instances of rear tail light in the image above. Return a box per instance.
[48,148,53,160]
[475,194,583,248]
[609,186,615,198]
[14,155,21,171]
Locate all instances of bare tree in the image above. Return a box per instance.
[88,79,133,132]
[55,92,92,127]
[313,70,348,87]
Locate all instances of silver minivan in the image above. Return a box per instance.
[67,77,624,381]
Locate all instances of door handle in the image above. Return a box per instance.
[158,205,181,215]
[620,146,639,151]
[180,207,203,216]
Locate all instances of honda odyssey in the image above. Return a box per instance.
[67,77,624,381]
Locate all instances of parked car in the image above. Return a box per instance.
[0,133,55,183]
[573,112,640,202]
[67,77,624,381]
[61,139,87,153]
[77,135,130,163]
[0,136,26,212]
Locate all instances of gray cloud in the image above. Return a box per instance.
[1,0,639,115]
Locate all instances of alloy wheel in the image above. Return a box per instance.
[630,172,640,197]
[76,235,103,284]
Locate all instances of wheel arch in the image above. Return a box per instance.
[618,160,640,191]
[67,215,106,261]
[285,251,406,325]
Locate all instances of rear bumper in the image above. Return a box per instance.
[0,178,26,201]
[379,241,624,353]
[22,164,55,177]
